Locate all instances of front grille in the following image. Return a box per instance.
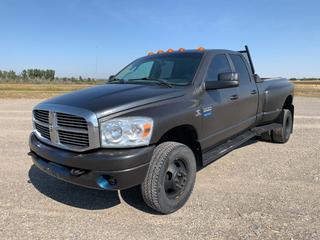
[33,110,90,150]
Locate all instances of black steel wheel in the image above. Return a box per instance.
[164,158,188,199]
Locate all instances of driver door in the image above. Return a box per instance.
[200,54,240,151]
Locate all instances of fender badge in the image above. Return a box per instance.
[202,106,213,117]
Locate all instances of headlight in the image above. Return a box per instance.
[100,117,153,148]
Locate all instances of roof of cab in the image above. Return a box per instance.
[147,48,240,56]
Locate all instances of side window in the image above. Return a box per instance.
[230,55,251,84]
[206,55,231,81]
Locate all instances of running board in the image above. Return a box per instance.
[202,123,282,166]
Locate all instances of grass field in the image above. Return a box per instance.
[291,81,320,97]
[0,81,319,98]
[0,83,93,98]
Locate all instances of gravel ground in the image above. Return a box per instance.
[0,96,319,240]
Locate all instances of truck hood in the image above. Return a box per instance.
[42,84,184,118]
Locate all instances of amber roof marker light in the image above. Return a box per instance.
[157,49,164,54]
[197,47,205,51]
[147,51,154,56]
[178,48,185,52]
[167,48,174,53]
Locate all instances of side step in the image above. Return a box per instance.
[202,123,282,166]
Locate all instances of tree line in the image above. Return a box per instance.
[0,69,98,84]
[0,69,55,80]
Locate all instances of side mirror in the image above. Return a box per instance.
[218,72,239,81]
[108,75,115,81]
[205,72,239,90]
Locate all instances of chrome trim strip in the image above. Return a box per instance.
[33,103,100,152]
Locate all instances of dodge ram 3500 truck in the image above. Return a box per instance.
[29,46,294,214]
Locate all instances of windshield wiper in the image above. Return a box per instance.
[127,77,173,88]
[108,78,125,84]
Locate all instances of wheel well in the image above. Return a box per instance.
[158,125,202,168]
[283,95,294,117]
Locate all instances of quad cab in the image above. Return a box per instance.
[29,46,294,214]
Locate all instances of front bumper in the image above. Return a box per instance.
[29,133,154,190]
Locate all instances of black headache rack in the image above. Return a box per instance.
[238,45,255,75]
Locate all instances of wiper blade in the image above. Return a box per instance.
[108,78,124,83]
[127,77,173,88]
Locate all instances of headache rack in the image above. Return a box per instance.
[238,45,255,75]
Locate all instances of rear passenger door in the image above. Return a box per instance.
[229,54,259,130]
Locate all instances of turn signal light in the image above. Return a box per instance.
[143,123,152,138]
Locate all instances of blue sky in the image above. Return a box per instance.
[0,0,319,78]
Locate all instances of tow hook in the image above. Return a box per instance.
[70,169,86,176]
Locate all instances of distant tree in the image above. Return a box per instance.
[8,70,16,79]
[21,70,27,79]
[44,69,55,80]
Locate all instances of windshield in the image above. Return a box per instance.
[114,52,203,86]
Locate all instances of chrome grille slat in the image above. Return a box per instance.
[59,136,88,143]
[56,122,87,129]
[33,119,49,127]
[59,138,89,145]
[59,140,88,147]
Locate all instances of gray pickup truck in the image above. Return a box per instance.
[28,46,294,214]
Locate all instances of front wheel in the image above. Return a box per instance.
[141,142,196,214]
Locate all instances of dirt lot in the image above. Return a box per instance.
[0,96,319,240]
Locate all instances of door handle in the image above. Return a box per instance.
[250,90,257,95]
[230,94,239,100]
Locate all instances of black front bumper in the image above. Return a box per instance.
[29,133,154,190]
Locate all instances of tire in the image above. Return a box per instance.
[141,141,196,214]
[272,109,293,143]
